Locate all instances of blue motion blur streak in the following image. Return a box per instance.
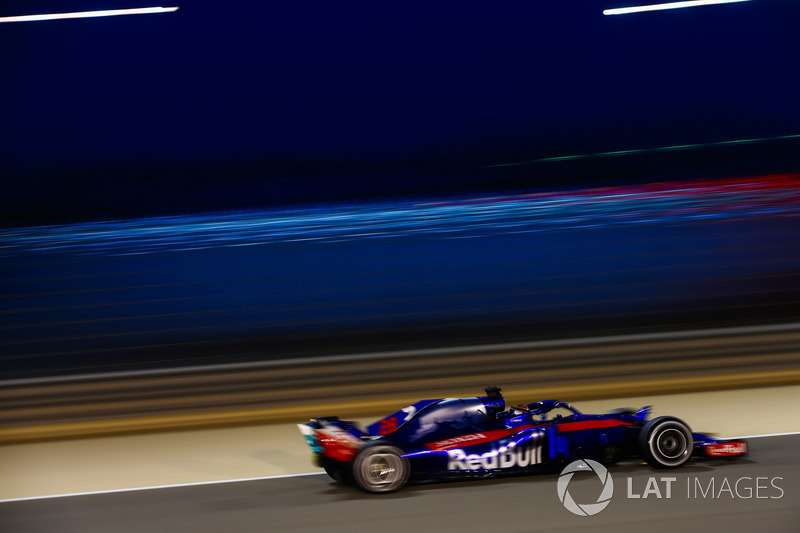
[1,175,799,378]
[1,176,798,258]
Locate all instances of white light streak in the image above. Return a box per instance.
[604,0,750,16]
[0,6,179,23]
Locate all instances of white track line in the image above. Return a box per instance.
[3,431,799,504]
[729,430,800,440]
[0,472,324,504]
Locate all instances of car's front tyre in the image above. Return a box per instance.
[352,444,410,493]
[638,416,693,468]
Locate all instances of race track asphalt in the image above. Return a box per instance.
[2,435,797,533]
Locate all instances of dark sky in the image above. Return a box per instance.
[2,1,799,222]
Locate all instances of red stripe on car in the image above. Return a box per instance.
[425,426,535,451]
[555,419,634,432]
[425,419,633,451]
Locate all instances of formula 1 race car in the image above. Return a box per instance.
[298,387,748,493]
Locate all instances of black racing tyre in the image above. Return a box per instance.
[638,416,693,469]
[352,444,410,493]
[320,457,353,484]
[321,458,342,482]
[324,464,341,481]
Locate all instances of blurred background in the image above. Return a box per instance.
[2,1,799,379]
[2,0,800,225]
[2,1,800,529]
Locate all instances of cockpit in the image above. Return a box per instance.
[499,400,583,426]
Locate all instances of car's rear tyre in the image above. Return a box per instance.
[638,416,693,468]
[352,445,409,493]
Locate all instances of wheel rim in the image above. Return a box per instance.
[648,422,691,466]
[656,428,686,460]
[360,452,404,489]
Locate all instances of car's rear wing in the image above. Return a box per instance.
[298,417,367,464]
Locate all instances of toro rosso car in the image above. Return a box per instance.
[298,387,748,493]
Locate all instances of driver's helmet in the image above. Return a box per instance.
[508,404,529,416]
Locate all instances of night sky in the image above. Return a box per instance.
[2,1,799,224]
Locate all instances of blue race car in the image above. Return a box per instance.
[298,387,747,493]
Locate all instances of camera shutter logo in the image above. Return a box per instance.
[557,459,614,516]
